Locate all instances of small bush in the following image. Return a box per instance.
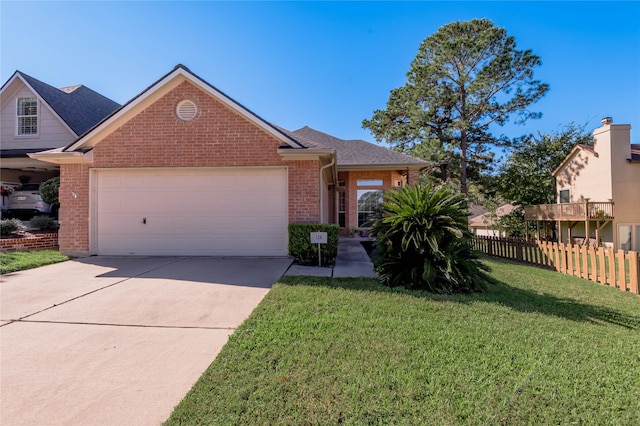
[30,215,59,231]
[289,223,339,266]
[372,183,494,293]
[40,177,60,207]
[1,218,27,236]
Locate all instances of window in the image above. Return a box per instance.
[357,179,383,187]
[357,189,383,228]
[17,97,38,135]
[559,189,570,204]
[338,191,346,228]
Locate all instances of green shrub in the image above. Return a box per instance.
[30,215,59,231]
[40,176,60,207]
[288,223,339,266]
[1,218,27,236]
[371,183,494,293]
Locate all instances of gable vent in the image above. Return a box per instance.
[176,100,197,121]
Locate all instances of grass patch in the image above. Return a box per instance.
[165,259,640,425]
[0,250,69,274]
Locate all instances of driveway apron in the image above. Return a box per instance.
[1,256,291,426]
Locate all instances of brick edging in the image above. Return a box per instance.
[0,232,59,252]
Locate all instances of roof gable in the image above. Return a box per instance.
[66,64,303,152]
[552,144,598,177]
[1,71,119,136]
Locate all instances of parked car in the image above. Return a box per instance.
[6,183,52,218]
[1,181,21,218]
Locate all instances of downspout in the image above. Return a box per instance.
[319,157,336,223]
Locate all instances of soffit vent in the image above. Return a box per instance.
[176,100,197,121]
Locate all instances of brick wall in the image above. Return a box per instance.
[0,232,58,252]
[288,160,320,223]
[58,81,320,255]
[59,163,90,255]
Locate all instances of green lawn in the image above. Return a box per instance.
[165,259,640,425]
[0,250,69,274]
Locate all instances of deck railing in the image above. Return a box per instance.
[524,201,614,221]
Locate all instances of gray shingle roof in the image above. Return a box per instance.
[18,71,120,136]
[291,126,428,167]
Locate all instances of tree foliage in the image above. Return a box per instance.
[371,183,494,293]
[497,123,594,207]
[363,18,549,194]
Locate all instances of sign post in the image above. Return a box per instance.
[310,232,328,267]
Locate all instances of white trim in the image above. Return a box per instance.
[15,97,39,137]
[28,150,93,164]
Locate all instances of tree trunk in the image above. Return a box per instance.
[460,128,468,194]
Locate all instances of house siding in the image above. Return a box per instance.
[554,123,639,249]
[1,84,75,150]
[57,81,320,255]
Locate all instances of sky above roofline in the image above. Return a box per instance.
[2,1,638,149]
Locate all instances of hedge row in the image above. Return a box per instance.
[288,223,339,267]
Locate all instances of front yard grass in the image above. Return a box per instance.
[0,250,69,274]
[165,259,640,425]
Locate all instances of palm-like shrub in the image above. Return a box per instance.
[371,183,493,293]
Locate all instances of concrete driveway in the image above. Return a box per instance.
[1,256,292,426]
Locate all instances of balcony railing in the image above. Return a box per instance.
[524,202,614,221]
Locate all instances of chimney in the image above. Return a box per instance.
[601,117,613,126]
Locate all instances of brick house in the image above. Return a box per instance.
[30,65,427,256]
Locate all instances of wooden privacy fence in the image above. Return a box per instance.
[472,236,639,295]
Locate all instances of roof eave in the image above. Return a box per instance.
[337,163,429,171]
[28,150,93,164]
[277,147,336,160]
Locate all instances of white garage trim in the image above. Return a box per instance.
[90,167,288,256]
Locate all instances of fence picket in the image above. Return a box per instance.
[472,236,638,296]
[607,249,616,287]
[554,242,562,272]
[628,251,639,294]
[588,246,597,281]
[597,247,606,284]
[571,245,582,277]
[617,250,627,291]
[567,243,574,276]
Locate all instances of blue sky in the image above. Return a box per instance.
[2,1,639,147]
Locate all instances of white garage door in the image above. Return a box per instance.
[94,168,288,256]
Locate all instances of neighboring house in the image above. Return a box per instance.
[31,65,427,257]
[525,118,640,251]
[469,203,516,237]
[0,71,119,186]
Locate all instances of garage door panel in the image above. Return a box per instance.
[96,168,288,256]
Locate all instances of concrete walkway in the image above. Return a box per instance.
[1,257,292,426]
[285,236,377,278]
